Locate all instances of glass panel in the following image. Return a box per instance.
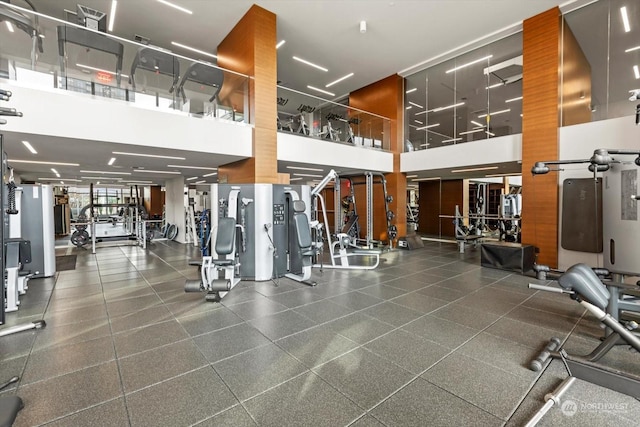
[0,2,249,123]
[405,32,523,150]
[277,85,391,151]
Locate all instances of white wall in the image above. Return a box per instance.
[1,80,252,157]
[165,177,186,244]
[401,134,522,172]
[277,132,394,172]
[558,115,640,269]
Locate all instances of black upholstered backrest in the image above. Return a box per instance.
[292,201,311,249]
[215,217,236,256]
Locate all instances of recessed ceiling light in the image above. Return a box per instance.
[286,166,324,172]
[634,65,640,80]
[307,85,335,97]
[186,176,198,181]
[276,40,286,49]
[626,46,640,53]
[134,170,181,174]
[414,120,423,125]
[406,175,418,178]
[112,151,186,160]
[37,178,81,182]
[166,165,217,170]
[486,131,496,137]
[446,55,493,74]
[108,157,116,166]
[451,166,499,173]
[289,177,303,181]
[441,138,463,143]
[126,180,153,184]
[459,129,485,135]
[429,102,465,113]
[202,172,217,177]
[505,96,523,103]
[81,176,121,180]
[76,64,129,78]
[405,88,417,94]
[486,82,504,90]
[471,120,485,127]
[406,106,413,110]
[5,22,14,33]
[326,73,354,88]
[171,41,217,59]
[11,160,79,166]
[195,180,206,184]
[51,168,60,177]
[21,140,37,154]
[293,56,328,72]
[415,123,439,131]
[80,170,132,175]
[156,0,192,14]
[293,173,324,178]
[409,101,424,109]
[478,109,510,118]
[621,6,631,33]
[108,0,117,32]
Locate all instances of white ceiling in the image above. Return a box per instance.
[3,0,580,185]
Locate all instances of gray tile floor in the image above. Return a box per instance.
[1,240,639,426]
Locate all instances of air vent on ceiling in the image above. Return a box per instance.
[134,34,150,45]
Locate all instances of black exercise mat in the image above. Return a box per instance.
[55,255,77,272]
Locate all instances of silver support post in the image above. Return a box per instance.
[91,219,96,254]
[366,172,373,248]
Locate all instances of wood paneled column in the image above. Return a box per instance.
[350,75,406,242]
[521,8,562,267]
[217,5,278,183]
[521,7,592,268]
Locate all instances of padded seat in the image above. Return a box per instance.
[558,263,610,311]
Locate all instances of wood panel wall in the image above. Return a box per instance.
[561,18,592,126]
[418,181,440,235]
[440,180,464,237]
[349,75,407,241]
[217,5,278,184]
[521,7,562,267]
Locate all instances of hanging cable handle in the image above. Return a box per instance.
[6,169,18,215]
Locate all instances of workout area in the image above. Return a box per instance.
[1,0,640,426]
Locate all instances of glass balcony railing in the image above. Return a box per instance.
[277,85,391,151]
[0,2,249,123]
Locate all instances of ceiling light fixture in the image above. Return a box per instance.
[112,151,185,160]
[76,63,129,78]
[166,165,217,170]
[412,177,441,181]
[80,170,131,175]
[406,175,418,178]
[459,129,485,135]
[441,138,463,143]
[38,178,80,182]
[286,166,324,172]
[51,168,59,177]
[626,45,640,53]
[276,40,286,49]
[81,176,121,180]
[171,41,217,59]
[5,22,14,33]
[505,96,523,103]
[446,55,493,74]
[416,123,440,131]
[634,65,640,80]
[326,73,354,88]
[133,170,181,174]
[195,180,206,184]
[409,101,424,109]
[108,157,116,166]
[289,177,303,181]
[405,88,417,94]
[360,20,367,34]
[293,173,324,178]
[186,176,198,181]
[621,6,631,33]
[451,166,499,173]
[202,172,217,177]
[478,108,511,118]
[11,160,79,166]
[126,180,153,184]
[21,140,37,154]
[307,85,335,97]
[471,120,485,127]
[156,0,192,14]
[108,0,117,32]
[418,102,465,115]
[406,106,412,110]
[415,120,423,125]
[293,56,328,72]
[486,82,504,90]
[486,131,496,137]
